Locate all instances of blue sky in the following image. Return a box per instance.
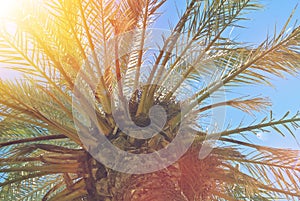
[154,0,300,149]
[226,0,300,149]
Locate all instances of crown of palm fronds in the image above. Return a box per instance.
[0,0,300,200]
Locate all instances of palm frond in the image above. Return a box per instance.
[219,138,300,200]
[196,96,271,114]
[210,111,300,139]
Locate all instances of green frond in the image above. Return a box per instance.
[196,96,271,114]
[0,174,61,201]
[0,80,80,144]
[174,23,300,123]
[219,138,300,200]
[146,0,263,104]
[209,111,300,139]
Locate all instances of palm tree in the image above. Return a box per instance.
[0,0,300,200]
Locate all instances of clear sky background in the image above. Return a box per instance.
[0,0,300,150]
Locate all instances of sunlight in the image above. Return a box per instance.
[0,0,22,80]
[0,0,19,19]
[0,0,46,81]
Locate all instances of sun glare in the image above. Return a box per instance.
[0,0,20,19]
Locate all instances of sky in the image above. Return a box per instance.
[224,0,300,149]
[155,0,300,150]
[0,0,300,150]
